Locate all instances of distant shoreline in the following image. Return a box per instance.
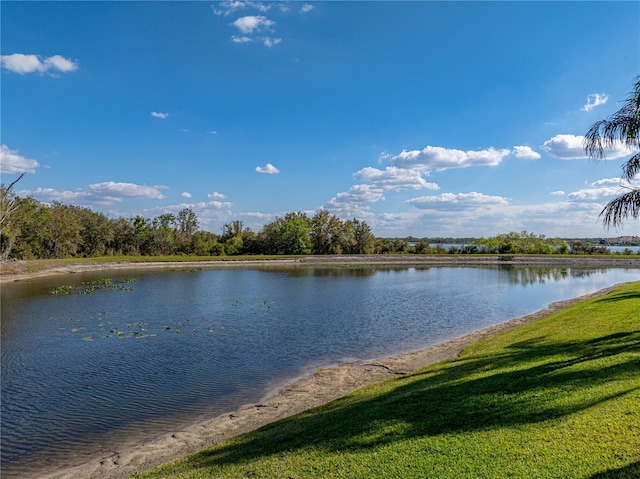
[2,255,640,284]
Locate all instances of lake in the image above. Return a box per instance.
[1,264,639,478]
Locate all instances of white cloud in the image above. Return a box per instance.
[1,53,78,75]
[567,187,620,202]
[144,200,233,215]
[232,15,274,34]
[391,146,511,171]
[325,203,375,221]
[44,55,78,73]
[407,192,509,210]
[512,145,541,160]
[567,178,637,202]
[181,192,192,198]
[261,36,282,47]
[300,4,315,13]
[354,166,439,191]
[232,35,253,43]
[212,1,247,16]
[256,163,280,174]
[88,182,167,199]
[328,184,385,206]
[25,182,168,206]
[208,191,227,199]
[590,178,625,187]
[0,144,40,174]
[542,134,633,160]
[541,134,586,159]
[212,1,270,16]
[151,111,169,119]
[550,191,566,196]
[582,92,609,112]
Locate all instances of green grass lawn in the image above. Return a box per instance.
[134,281,640,479]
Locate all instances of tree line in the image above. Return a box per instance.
[2,188,632,260]
[0,193,384,259]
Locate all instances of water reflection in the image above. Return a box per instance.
[1,265,638,478]
[500,266,608,286]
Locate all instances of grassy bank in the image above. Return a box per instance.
[134,281,640,479]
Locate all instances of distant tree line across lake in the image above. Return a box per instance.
[1,193,639,260]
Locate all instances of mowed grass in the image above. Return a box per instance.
[135,282,640,479]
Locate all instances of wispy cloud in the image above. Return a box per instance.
[151,111,169,119]
[232,15,274,34]
[582,92,609,112]
[232,35,253,43]
[215,1,314,47]
[300,4,315,13]
[212,1,271,16]
[23,182,168,205]
[229,16,280,47]
[354,166,439,191]
[407,192,509,210]
[391,146,511,171]
[1,53,78,75]
[256,163,280,174]
[0,144,40,174]
[567,177,638,202]
[542,134,632,160]
[261,37,282,47]
[181,192,192,198]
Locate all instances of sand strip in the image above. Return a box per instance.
[33,282,625,479]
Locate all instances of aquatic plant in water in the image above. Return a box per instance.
[50,285,74,295]
[49,278,136,295]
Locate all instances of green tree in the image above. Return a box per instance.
[349,218,376,254]
[2,195,49,259]
[175,208,199,254]
[149,214,177,255]
[132,216,152,255]
[310,210,333,255]
[191,230,222,256]
[176,208,199,236]
[77,207,113,257]
[108,217,137,255]
[259,212,312,255]
[584,76,640,228]
[43,202,83,258]
[221,220,248,255]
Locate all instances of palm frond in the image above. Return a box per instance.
[622,152,640,181]
[600,188,640,229]
[583,76,640,159]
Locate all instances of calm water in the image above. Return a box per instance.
[2,265,639,478]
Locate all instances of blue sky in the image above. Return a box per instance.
[2,1,639,238]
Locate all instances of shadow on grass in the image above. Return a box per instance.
[593,291,640,304]
[185,328,640,471]
[587,460,640,479]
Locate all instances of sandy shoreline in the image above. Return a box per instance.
[1,258,636,479]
